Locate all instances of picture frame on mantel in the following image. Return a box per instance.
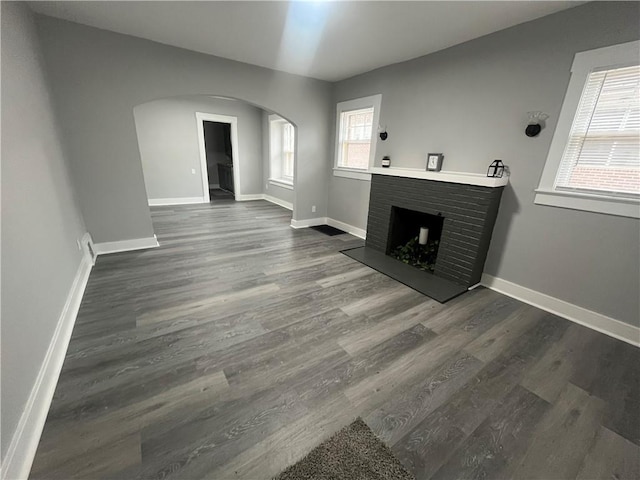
[426,153,444,171]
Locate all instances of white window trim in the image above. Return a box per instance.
[268,178,294,190]
[333,94,382,181]
[268,114,296,187]
[535,40,640,218]
[332,167,372,181]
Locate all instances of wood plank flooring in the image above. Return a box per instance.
[30,200,640,479]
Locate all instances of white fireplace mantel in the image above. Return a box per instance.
[370,167,509,188]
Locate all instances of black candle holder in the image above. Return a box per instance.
[487,160,505,178]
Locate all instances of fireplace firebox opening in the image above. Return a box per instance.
[386,207,444,273]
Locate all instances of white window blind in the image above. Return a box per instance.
[555,64,640,197]
[338,107,374,170]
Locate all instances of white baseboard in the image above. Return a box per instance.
[1,253,93,480]
[263,194,293,211]
[481,274,640,347]
[80,232,96,265]
[149,194,294,212]
[290,217,328,229]
[93,235,159,255]
[235,194,265,201]
[326,218,367,240]
[148,197,206,206]
[236,193,293,211]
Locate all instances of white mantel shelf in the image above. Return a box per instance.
[370,167,509,188]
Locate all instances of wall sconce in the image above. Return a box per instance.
[525,111,549,137]
[378,125,388,141]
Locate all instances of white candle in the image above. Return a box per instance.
[419,227,429,245]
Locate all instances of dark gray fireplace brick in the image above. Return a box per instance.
[366,174,504,287]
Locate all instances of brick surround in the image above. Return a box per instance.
[366,174,504,287]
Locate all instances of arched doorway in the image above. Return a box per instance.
[133,94,297,210]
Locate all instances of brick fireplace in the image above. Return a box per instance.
[342,168,506,302]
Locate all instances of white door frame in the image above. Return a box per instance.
[195,112,240,201]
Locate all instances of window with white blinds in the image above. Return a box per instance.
[555,64,640,197]
[535,41,639,218]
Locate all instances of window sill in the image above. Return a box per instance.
[268,178,294,190]
[333,168,372,181]
[534,189,640,218]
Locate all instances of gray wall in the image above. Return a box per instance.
[134,96,265,200]
[328,1,640,326]
[1,2,87,458]
[35,15,332,243]
[328,175,370,228]
[262,111,295,206]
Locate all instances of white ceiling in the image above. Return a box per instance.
[29,1,582,82]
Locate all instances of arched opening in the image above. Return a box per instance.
[132,94,297,213]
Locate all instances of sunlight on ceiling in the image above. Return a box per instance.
[277,1,333,76]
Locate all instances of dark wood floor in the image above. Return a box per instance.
[31,201,639,479]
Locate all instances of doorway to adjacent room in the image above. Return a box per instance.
[195,112,240,202]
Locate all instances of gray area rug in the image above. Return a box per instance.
[273,418,415,480]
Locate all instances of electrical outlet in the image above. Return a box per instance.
[312,205,316,213]
[191,168,196,174]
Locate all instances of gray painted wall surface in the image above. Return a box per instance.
[265,182,295,206]
[262,111,295,206]
[328,176,370,229]
[134,96,264,200]
[1,2,87,458]
[329,2,640,326]
[35,15,332,242]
